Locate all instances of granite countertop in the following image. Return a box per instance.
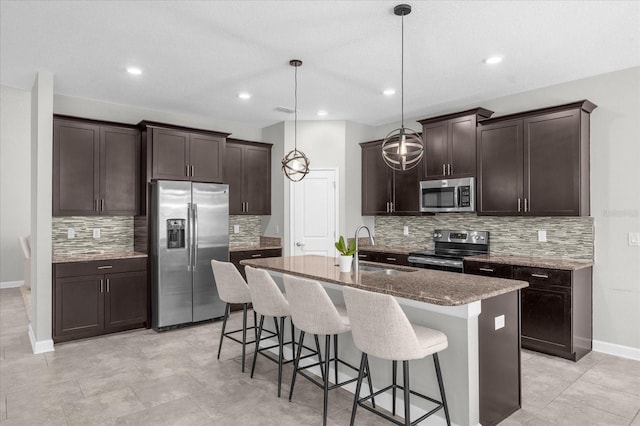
[52,251,148,264]
[240,255,528,306]
[230,244,282,252]
[465,254,593,271]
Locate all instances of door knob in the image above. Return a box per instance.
[296,242,306,247]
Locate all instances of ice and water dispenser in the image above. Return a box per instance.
[166,219,185,249]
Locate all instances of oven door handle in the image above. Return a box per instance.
[408,256,463,269]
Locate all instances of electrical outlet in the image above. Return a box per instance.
[67,228,75,239]
[233,225,240,234]
[93,228,101,239]
[537,230,547,242]
[494,315,505,330]
[629,232,640,246]
[403,226,409,236]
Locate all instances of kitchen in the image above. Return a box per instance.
[1,1,639,425]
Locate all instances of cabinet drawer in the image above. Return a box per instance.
[55,258,147,278]
[514,267,571,288]
[377,253,409,266]
[230,248,282,262]
[356,251,378,262]
[464,261,513,279]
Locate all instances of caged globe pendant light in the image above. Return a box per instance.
[281,59,310,182]
[381,4,424,171]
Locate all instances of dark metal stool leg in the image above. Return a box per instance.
[289,330,305,401]
[277,316,285,397]
[434,353,451,426]
[403,360,410,426]
[241,303,248,372]
[333,334,339,385]
[392,360,397,416]
[350,353,367,426]
[314,334,325,381]
[365,355,375,409]
[250,315,265,378]
[253,310,258,341]
[323,335,331,426]
[217,303,230,359]
[290,318,296,354]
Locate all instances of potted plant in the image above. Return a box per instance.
[335,236,355,272]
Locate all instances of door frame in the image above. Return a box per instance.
[288,168,339,257]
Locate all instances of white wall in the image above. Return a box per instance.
[369,67,640,352]
[345,121,375,235]
[0,86,31,285]
[261,121,285,240]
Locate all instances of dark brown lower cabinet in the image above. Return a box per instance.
[53,258,148,343]
[357,250,410,266]
[229,248,282,311]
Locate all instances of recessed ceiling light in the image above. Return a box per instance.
[317,110,328,116]
[483,56,503,65]
[126,66,142,75]
[383,88,396,96]
[238,92,251,100]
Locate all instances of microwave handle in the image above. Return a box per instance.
[455,186,460,208]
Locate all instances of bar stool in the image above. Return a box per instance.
[343,286,451,426]
[211,259,268,373]
[244,266,296,397]
[283,274,374,426]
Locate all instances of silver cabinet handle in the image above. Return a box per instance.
[251,253,263,258]
[97,265,112,269]
[448,163,452,175]
[390,202,394,213]
[531,273,548,279]
[191,165,194,177]
[386,257,396,261]
[442,164,446,175]
[524,198,529,213]
[517,198,521,212]
[106,279,110,292]
[100,279,103,293]
[358,254,367,258]
[95,199,99,211]
[479,267,494,272]
[100,199,105,212]
[245,201,248,212]
[185,165,190,177]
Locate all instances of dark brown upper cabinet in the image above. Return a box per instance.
[476,100,596,216]
[139,121,228,183]
[418,108,494,180]
[53,116,140,216]
[360,139,421,215]
[224,138,272,215]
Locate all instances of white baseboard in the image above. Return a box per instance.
[593,340,640,361]
[28,324,54,354]
[1,280,24,289]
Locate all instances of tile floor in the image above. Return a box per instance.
[1,287,639,425]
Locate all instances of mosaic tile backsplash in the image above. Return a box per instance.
[229,215,262,247]
[52,216,133,254]
[374,214,594,260]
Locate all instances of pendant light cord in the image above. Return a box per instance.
[401,10,405,128]
[294,64,298,151]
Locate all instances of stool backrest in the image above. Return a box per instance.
[283,274,350,336]
[245,266,290,318]
[210,259,251,304]
[343,286,422,361]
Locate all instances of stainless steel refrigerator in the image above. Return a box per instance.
[150,180,229,329]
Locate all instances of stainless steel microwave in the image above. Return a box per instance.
[419,177,475,213]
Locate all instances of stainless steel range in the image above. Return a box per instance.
[408,229,489,272]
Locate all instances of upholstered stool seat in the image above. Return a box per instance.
[211,259,274,373]
[283,274,374,426]
[343,285,451,426]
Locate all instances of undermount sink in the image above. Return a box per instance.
[358,265,407,275]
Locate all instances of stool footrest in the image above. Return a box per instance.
[224,326,276,346]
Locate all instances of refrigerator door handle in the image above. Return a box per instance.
[187,202,192,272]
[193,203,198,271]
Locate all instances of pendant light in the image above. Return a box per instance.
[282,59,310,182]
[381,4,424,171]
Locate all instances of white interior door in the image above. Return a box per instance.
[291,169,338,257]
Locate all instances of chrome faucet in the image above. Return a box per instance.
[353,225,375,272]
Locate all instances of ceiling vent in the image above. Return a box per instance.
[275,106,297,114]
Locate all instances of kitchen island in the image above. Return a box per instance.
[241,255,528,426]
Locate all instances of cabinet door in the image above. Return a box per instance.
[225,143,245,214]
[524,110,581,216]
[377,252,410,266]
[53,120,100,216]
[100,126,140,215]
[448,115,476,177]
[244,145,271,214]
[423,121,448,178]
[104,271,147,331]
[189,133,224,183]
[361,141,392,215]
[152,128,189,180]
[464,261,513,279]
[477,120,524,215]
[392,167,421,213]
[54,274,104,342]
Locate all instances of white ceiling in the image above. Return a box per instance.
[2,1,639,128]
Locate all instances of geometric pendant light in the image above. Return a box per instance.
[381,4,424,171]
[281,59,311,182]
